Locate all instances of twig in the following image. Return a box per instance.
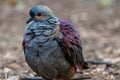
[85,60,112,67]
[20,76,43,80]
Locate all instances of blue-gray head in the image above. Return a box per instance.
[26,5,54,24]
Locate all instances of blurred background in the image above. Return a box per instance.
[0,0,120,80]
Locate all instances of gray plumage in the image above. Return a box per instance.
[23,5,84,80]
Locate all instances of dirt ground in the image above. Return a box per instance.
[0,0,120,80]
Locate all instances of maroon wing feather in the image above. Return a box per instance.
[58,19,84,70]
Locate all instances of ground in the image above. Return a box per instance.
[0,0,120,80]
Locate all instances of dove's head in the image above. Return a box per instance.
[26,5,54,24]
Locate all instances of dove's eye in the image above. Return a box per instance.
[37,12,42,17]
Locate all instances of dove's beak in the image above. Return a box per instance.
[26,17,33,24]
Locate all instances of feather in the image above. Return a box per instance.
[57,19,84,70]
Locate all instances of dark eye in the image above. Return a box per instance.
[37,12,42,16]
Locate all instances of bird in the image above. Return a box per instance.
[22,5,85,80]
